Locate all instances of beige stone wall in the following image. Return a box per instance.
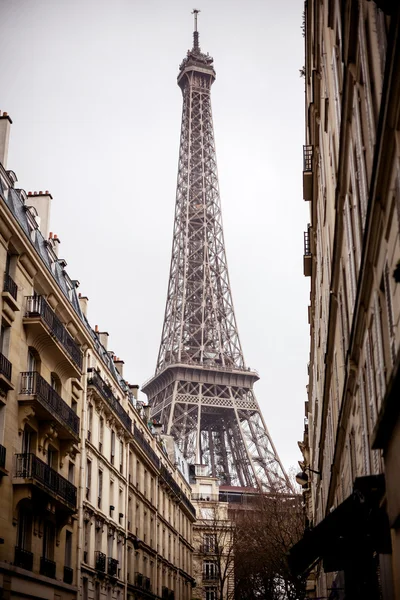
[302,0,400,596]
[0,134,195,599]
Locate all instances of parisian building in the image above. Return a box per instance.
[289,1,400,599]
[0,113,195,600]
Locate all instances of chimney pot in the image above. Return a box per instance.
[49,232,53,239]
[3,112,8,117]
[46,190,49,194]
[53,234,58,239]
[39,190,43,195]
[95,325,99,332]
[28,191,32,196]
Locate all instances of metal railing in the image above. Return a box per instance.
[63,566,73,584]
[304,230,311,256]
[159,464,196,517]
[0,444,5,470]
[303,145,313,172]
[40,556,56,578]
[95,551,106,572]
[143,361,259,390]
[3,272,17,300]
[191,493,219,502]
[14,453,77,509]
[133,425,160,469]
[203,572,219,581]
[108,557,118,577]
[162,586,169,600]
[0,352,12,381]
[87,369,132,432]
[25,296,83,369]
[20,371,80,437]
[14,546,33,570]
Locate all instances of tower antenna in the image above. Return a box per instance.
[192,8,200,51]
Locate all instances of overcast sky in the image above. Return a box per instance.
[1,0,309,472]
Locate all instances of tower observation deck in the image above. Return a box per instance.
[142,12,289,491]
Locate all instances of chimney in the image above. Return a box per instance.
[27,191,53,239]
[0,112,12,168]
[98,331,109,350]
[113,357,124,377]
[129,384,139,400]
[78,294,89,317]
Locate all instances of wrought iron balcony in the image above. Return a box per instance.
[24,296,82,371]
[203,572,219,581]
[19,371,80,439]
[162,586,169,600]
[14,453,77,509]
[108,557,118,577]
[0,444,5,470]
[303,228,312,277]
[63,566,73,584]
[95,551,106,573]
[134,424,160,469]
[40,556,56,578]
[303,145,314,201]
[0,443,7,477]
[3,272,18,300]
[303,145,313,172]
[87,369,132,432]
[14,546,33,570]
[0,352,12,382]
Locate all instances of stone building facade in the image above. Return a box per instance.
[289,1,400,598]
[0,112,195,600]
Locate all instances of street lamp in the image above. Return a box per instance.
[295,467,321,487]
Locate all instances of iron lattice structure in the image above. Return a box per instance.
[143,20,289,491]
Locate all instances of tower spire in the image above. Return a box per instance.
[192,8,200,51]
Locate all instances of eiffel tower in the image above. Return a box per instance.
[143,12,289,491]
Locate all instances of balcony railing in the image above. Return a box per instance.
[63,566,73,584]
[135,572,150,590]
[14,546,33,570]
[3,272,18,300]
[0,444,5,470]
[20,371,80,438]
[87,369,132,432]
[303,145,313,172]
[14,453,77,509]
[191,493,219,502]
[0,352,12,382]
[108,557,118,577]
[304,229,311,256]
[40,556,56,578]
[203,572,219,581]
[134,425,160,469]
[25,296,82,369]
[95,551,106,573]
[159,465,196,516]
[162,586,169,600]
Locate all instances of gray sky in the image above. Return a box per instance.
[1,0,309,472]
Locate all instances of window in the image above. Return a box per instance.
[88,403,93,441]
[86,460,92,501]
[27,348,40,373]
[205,588,217,600]
[68,461,75,484]
[47,445,57,469]
[119,440,124,473]
[99,417,104,453]
[111,430,115,464]
[98,470,103,509]
[43,521,55,560]
[65,530,72,568]
[204,560,217,579]
[82,578,88,600]
[110,480,114,517]
[22,427,33,454]
[204,534,216,553]
[17,504,32,551]
[50,373,61,394]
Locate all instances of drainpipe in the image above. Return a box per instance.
[124,440,130,600]
[76,348,89,598]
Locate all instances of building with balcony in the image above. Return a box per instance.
[289,1,400,598]
[0,113,196,599]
